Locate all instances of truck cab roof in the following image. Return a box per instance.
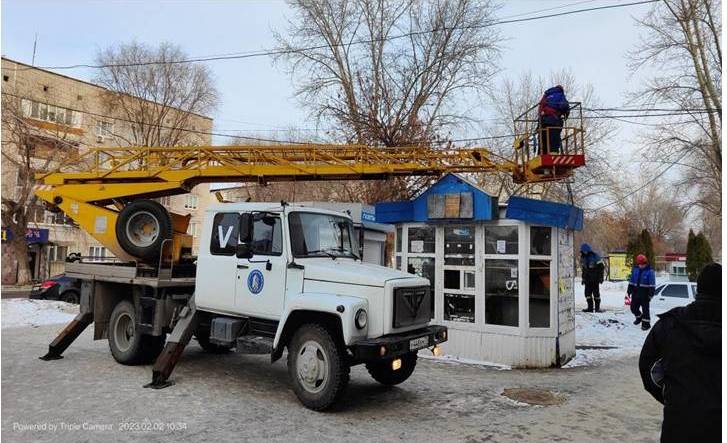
[205,202,354,220]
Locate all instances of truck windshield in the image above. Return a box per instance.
[289,212,357,259]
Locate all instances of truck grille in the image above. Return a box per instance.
[393,286,431,328]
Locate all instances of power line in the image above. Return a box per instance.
[585,150,690,213]
[10,0,659,71]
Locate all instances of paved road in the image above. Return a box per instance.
[1,287,31,299]
[1,324,662,443]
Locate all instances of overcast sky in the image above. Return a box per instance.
[2,0,658,173]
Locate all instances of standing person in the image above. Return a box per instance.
[580,243,605,312]
[639,263,721,442]
[627,254,656,330]
[537,85,570,154]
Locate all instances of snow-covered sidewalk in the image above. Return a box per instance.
[1,299,77,329]
[567,280,649,368]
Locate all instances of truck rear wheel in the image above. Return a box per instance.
[108,300,165,365]
[115,200,173,262]
[287,324,349,411]
[366,352,417,386]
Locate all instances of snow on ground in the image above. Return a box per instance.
[1,299,77,329]
[567,279,649,368]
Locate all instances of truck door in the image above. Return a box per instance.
[235,213,286,319]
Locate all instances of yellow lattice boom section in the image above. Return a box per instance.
[36,143,518,203]
[33,143,518,261]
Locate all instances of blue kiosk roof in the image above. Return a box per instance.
[506,196,583,231]
[374,173,583,230]
[375,174,498,223]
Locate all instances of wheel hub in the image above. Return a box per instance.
[114,312,135,352]
[296,341,328,393]
[125,210,160,248]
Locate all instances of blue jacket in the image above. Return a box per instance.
[628,265,656,298]
[580,243,604,284]
[539,86,570,120]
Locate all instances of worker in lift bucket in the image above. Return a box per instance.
[628,254,656,330]
[537,85,570,155]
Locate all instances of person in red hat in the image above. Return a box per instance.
[627,254,656,330]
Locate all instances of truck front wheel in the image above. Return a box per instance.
[366,352,417,385]
[108,300,165,365]
[287,324,350,411]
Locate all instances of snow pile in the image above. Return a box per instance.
[567,279,649,368]
[420,353,512,370]
[2,299,77,329]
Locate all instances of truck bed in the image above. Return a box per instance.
[64,262,196,288]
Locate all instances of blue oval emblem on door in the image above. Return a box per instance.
[247,270,264,294]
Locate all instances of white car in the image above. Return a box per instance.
[650,282,697,315]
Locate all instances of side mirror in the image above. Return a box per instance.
[239,213,254,243]
[236,243,253,259]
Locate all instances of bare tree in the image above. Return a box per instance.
[1,95,88,284]
[94,41,219,147]
[275,0,502,202]
[480,69,617,205]
[616,179,686,249]
[630,0,721,219]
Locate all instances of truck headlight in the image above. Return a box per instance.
[355,309,367,329]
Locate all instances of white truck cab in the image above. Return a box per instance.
[193,202,447,409]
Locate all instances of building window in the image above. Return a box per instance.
[158,196,172,207]
[96,120,114,139]
[444,293,475,323]
[396,256,402,270]
[530,226,551,255]
[529,260,550,327]
[396,227,402,253]
[21,99,81,128]
[444,225,475,265]
[187,222,199,237]
[407,226,435,253]
[484,259,519,327]
[184,195,198,210]
[485,226,518,255]
[48,245,68,262]
[41,209,73,226]
[88,246,107,261]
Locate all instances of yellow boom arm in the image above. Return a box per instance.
[34,143,518,261]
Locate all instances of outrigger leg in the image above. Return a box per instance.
[39,311,93,361]
[144,296,199,389]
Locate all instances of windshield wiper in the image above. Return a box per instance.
[328,246,359,260]
[306,249,337,260]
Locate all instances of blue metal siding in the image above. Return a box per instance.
[374,173,497,223]
[505,196,583,230]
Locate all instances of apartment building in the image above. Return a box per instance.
[1,57,214,284]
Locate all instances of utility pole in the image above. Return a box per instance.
[31,33,38,66]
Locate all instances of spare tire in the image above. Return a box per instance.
[115,200,173,262]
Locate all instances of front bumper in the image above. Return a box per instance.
[29,286,57,300]
[349,325,447,362]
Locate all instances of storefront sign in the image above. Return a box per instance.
[1,227,50,243]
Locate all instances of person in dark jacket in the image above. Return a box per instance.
[639,262,721,443]
[580,243,605,312]
[537,85,570,154]
[627,254,656,330]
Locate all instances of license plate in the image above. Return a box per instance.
[409,336,429,351]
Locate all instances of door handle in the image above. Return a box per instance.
[237,264,249,269]
[659,298,664,301]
